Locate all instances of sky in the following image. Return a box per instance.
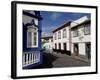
[40,11,91,36]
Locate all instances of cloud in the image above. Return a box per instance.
[42,25,57,32]
[51,12,61,20]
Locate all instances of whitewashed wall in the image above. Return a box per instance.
[71,23,91,55]
[53,26,70,50]
[79,43,86,55]
[71,26,91,43]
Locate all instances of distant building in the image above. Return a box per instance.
[52,21,71,55]
[22,10,43,68]
[71,16,91,59]
[42,35,53,53]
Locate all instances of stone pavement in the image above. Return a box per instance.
[51,53,90,67]
[71,54,90,63]
[30,52,90,69]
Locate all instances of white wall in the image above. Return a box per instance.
[71,23,90,55]
[53,26,70,50]
[71,25,91,43]
[0,0,99,80]
[79,43,86,55]
[71,42,86,55]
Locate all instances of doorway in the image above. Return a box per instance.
[74,43,79,56]
[85,42,91,59]
[63,43,67,50]
[59,43,61,50]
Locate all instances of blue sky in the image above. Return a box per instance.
[40,11,91,35]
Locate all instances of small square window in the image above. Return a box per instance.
[73,28,78,37]
[84,24,91,35]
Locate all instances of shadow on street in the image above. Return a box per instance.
[29,52,58,69]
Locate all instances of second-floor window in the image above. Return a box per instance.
[27,26,38,48]
[73,28,78,37]
[58,31,61,39]
[54,33,57,40]
[63,29,67,38]
[84,24,91,35]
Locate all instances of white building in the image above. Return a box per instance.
[71,16,91,59]
[52,21,71,55]
[42,36,53,53]
[52,16,91,59]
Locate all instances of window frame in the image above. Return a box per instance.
[84,24,91,35]
[63,28,67,38]
[73,28,79,37]
[27,26,38,48]
[58,31,61,39]
[54,33,57,40]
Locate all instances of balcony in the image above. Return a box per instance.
[23,51,40,68]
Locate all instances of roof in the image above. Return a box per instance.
[71,16,91,29]
[52,21,71,33]
[23,11,43,20]
[71,19,91,29]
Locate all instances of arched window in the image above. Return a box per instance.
[27,26,38,48]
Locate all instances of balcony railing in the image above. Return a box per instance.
[22,51,40,67]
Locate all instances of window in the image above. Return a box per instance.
[73,28,78,37]
[54,33,57,40]
[27,32,32,47]
[58,31,61,39]
[27,26,38,48]
[34,32,37,45]
[63,29,67,38]
[84,24,91,35]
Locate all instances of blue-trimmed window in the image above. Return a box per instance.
[27,26,38,48]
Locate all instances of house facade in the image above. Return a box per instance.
[71,16,91,59]
[52,21,71,55]
[52,16,91,60]
[22,10,43,68]
[42,35,53,53]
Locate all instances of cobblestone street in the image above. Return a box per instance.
[52,53,90,67]
[30,52,90,69]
